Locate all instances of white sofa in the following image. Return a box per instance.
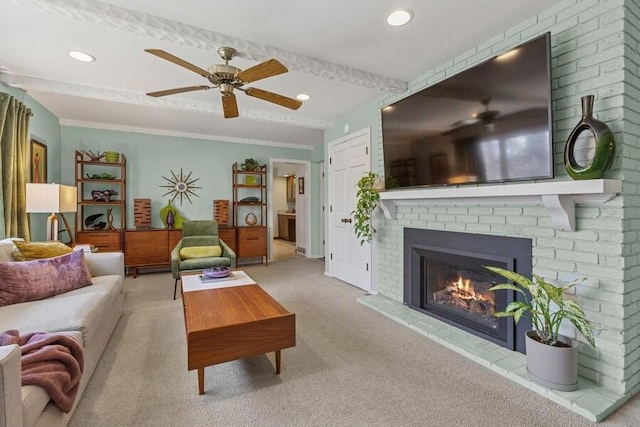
[0,252,124,427]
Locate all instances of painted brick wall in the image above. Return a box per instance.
[374,0,638,395]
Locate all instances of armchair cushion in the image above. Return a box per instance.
[179,246,222,259]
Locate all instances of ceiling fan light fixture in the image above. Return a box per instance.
[387,10,414,27]
[68,50,95,63]
[296,93,310,101]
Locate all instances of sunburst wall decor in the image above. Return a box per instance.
[160,168,201,206]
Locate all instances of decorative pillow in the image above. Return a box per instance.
[0,238,24,263]
[179,246,222,259]
[0,250,92,307]
[14,241,73,261]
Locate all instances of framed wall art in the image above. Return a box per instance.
[31,140,47,183]
[298,177,305,195]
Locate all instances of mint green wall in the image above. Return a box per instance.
[60,126,312,232]
[1,83,62,241]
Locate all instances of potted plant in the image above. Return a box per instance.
[352,172,382,245]
[241,158,261,171]
[486,266,595,391]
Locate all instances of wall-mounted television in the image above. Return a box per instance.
[382,32,552,189]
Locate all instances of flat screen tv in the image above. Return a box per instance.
[382,32,552,189]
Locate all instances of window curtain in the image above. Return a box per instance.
[0,92,31,240]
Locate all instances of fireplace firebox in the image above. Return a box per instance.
[404,228,532,353]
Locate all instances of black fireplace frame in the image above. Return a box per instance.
[403,228,532,353]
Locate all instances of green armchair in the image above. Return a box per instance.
[171,220,236,299]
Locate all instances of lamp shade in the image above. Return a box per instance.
[26,183,77,213]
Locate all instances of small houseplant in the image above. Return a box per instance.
[241,158,261,171]
[352,172,382,245]
[486,266,596,391]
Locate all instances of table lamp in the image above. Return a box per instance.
[26,183,77,241]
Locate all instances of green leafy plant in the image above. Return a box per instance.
[241,158,261,171]
[486,266,595,348]
[351,172,381,245]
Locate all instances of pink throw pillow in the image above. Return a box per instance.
[0,250,92,307]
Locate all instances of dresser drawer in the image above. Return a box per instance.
[125,230,168,265]
[77,231,121,252]
[218,227,236,252]
[237,226,266,257]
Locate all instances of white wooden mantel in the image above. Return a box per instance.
[377,179,622,232]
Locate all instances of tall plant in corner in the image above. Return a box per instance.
[352,172,381,245]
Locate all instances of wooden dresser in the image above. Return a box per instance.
[218,226,237,252]
[76,230,121,252]
[124,229,182,277]
[237,226,267,258]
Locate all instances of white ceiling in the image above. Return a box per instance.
[0,0,563,149]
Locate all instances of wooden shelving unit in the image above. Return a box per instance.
[74,150,126,251]
[232,162,267,265]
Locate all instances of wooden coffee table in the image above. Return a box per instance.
[181,272,296,395]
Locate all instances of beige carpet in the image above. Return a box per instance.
[69,258,640,426]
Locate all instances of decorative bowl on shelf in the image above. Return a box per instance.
[104,151,120,163]
[202,267,231,279]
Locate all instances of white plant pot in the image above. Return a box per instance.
[525,330,578,391]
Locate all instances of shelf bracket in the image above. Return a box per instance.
[541,194,575,232]
[378,199,396,220]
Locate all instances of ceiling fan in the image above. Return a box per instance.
[145,47,302,118]
[450,99,500,129]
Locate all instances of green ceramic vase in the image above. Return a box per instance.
[564,95,616,180]
[159,200,177,229]
[159,199,186,229]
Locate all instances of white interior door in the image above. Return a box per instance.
[328,128,371,292]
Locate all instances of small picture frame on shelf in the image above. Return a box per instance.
[298,177,304,194]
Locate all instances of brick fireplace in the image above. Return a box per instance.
[364,179,625,421]
[403,228,532,353]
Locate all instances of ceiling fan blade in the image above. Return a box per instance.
[145,49,211,78]
[222,93,239,118]
[245,87,302,110]
[237,59,288,83]
[146,86,210,97]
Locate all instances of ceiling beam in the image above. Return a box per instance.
[9,0,408,93]
[0,72,331,129]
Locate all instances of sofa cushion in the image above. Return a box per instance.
[13,241,73,261]
[0,251,92,307]
[0,242,15,263]
[180,245,222,259]
[0,238,24,262]
[0,280,121,347]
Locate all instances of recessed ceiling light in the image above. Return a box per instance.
[387,10,414,27]
[383,106,393,111]
[296,93,310,101]
[68,50,96,62]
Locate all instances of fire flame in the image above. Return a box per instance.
[448,276,495,305]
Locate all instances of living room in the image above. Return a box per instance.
[2,0,640,425]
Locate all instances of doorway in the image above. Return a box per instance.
[269,159,311,262]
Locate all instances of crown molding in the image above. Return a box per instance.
[8,0,407,93]
[1,72,330,129]
[60,119,315,151]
